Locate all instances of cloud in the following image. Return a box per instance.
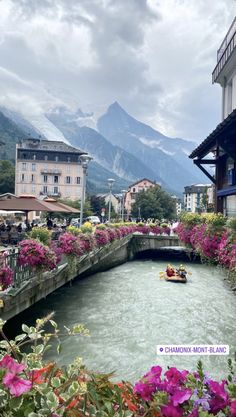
[0,0,234,140]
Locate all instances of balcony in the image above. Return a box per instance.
[40,191,61,198]
[212,17,236,83]
[40,168,62,175]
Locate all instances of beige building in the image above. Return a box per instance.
[15,138,88,201]
[124,178,159,215]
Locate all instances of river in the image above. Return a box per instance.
[8,259,236,382]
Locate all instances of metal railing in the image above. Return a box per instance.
[40,169,62,174]
[4,249,34,290]
[212,20,236,83]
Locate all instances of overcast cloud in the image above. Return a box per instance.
[0,0,235,141]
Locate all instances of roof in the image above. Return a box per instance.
[128,178,158,189]
[0,195,79,213]
[189,109,236,159]
[18,138,85,155]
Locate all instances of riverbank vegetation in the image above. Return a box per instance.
[1,314,236,417]
[175,213,236,278]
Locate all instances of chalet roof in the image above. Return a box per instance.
[18,139,85,155]
[189,109,236,159]
[128,178,157,189]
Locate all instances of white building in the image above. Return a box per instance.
[190,18,236,215]
[184,184,214,213]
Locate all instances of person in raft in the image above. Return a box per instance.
[166,264,175,277]
[176,264,187,279]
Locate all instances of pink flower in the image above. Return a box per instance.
[0,355,25,373]
[161,404,183,417]
[3,372,32,396]
[172,388,192,406]
[230,400,236,417]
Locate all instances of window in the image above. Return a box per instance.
[33,154,36,160]
[54,175,59,183]
[55,156,59,162]
[43,186,48,194]
[76,176,81,184]
[67,156,71,163]
[44,155,48,161]
[32,163,36,171]
[54,186,58,194]
[44,175,48,183]
[21,173,25,182]
[133,188,136,192]
[32,185,35,193]
[22,162,27,171]
[31,174,35,183]
[66,176,71,184]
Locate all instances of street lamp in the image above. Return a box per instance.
[79,154,93,227]
[107,178,115,222]
[121,189,127,222]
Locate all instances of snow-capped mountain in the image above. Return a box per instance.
[0,101,207,195]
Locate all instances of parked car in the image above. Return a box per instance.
[86,216,101,225]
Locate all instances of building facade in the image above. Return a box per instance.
[15,139,87,201]
[183,184,214,213]
[124,178,159,215]
[190,18,236,216]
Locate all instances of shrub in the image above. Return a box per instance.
[80,221,93,234]
[18,239,57,271]
[67,225,81,236]
[58,232,81,256]
[226,217,236,231]
[28,227,51,245]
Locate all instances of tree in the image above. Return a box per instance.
[0,160,15,194]
[131,186,176,220]
[90,195,106,216]
[201,187,208,212]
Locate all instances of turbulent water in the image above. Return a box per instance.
[11,260,236,382]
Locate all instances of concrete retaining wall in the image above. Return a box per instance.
[0,234,186,321]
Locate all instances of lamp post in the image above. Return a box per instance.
[121,189,127,222]
[107,178,115,222]
[80,154,93,227]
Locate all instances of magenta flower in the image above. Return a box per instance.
[3,372,32,397]
[230,399,236,417]
[172,388,192,406]
[165,367,188,386]
[161,404,183,417]
[0,355,25,374]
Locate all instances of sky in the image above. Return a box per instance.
[0,0,235,141]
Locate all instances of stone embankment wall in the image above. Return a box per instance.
[1,235,183,320]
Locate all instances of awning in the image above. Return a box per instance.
[217,187,236,197]
[0,196,79,214]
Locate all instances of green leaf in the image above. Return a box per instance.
[9,396,23,410]
[68,381,79,396]
[46,391,59,410]
[22,324,30,334]
[49,320,58,329]
[57,341,62,355]
[15,334,27,342]
[51,377,61,388]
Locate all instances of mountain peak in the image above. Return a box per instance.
[108,101,126,113]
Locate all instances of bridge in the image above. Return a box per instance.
[1,235,193,321]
